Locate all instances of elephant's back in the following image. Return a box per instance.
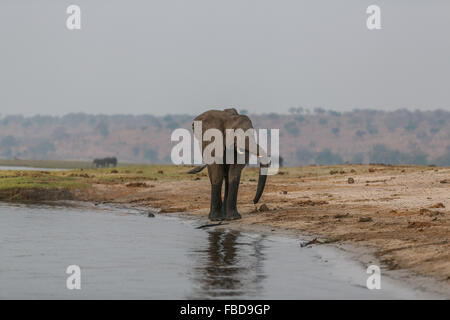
[194,109,224,121]
[193,110,227,131]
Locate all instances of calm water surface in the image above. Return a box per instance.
[0,203,438,299]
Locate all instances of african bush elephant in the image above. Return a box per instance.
[188,108,269,221]
[93,157,117,168]
[93,158,105,168]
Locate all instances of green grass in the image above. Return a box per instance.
[75,164,210,182]
[0,165,204,193]
[0,172,87,190]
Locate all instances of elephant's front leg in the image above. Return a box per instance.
[222,164,229,217]
[225,164,244,220]
[207,164,226,221]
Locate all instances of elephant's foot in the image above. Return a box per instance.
[208,209,226,221]
[225,210,242,220]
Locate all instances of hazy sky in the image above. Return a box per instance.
[0,1,449,116]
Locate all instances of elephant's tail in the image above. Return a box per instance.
[187,165,207,174]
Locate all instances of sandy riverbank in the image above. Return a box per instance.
[1,164,449,289]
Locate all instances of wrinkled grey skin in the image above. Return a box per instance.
[189,108,268,221]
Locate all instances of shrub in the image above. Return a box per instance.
[314,149,343,165]
[355,130,366,138]
[144,149,159,163]
[284,122,300,136]
[369,144,427,165]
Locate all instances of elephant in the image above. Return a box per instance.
[93,157,117,168]
[93,158,106,168]
[106,157,118,167]
[188,108,269,221]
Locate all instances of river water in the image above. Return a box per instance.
[0,203,438,299]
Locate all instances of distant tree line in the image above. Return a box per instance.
[1,109,450,166]
[295,144,433,166]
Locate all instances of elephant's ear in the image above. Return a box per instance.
[224,108,239,115]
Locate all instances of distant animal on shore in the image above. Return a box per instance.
[93,157,117,168]
[188,108,269,221]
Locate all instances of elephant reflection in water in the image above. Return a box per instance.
[188,230,266,298]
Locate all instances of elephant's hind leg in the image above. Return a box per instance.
[207,164,226,221]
